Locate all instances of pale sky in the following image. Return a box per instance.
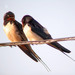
[0,0,75,75]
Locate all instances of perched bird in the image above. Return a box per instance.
[21,15,75,61]
[3,11,50,71]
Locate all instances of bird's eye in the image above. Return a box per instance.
[28,24,30,26]
[7,15,9,17]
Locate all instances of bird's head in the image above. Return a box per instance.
[21,15,32,27]
[4,11,15,21]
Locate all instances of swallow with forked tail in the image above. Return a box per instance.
[3,11,50,71]
[21,15,75,61]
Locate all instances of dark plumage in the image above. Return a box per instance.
[3,11,50,71]
[22,15,75,61]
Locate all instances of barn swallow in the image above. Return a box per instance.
[3,11,50,71]
[21,15,75,61]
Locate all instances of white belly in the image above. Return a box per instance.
[23,24,43,41]
[3,22,22,42]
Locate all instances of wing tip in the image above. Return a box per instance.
[18,45,38,62]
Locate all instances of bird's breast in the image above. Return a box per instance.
[3,22,22,42]
[23,24,43,41]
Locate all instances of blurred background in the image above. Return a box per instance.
[0,0,75,75]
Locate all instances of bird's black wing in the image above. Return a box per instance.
[14,21,51,70]
[28,19,71,53]
[14,20,38,62]
[28,19,52,39]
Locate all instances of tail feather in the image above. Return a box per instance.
[30,52,51,71]
[47,42,71,53]
[18,45,38,62]
[47,42,75,61]
[29,49,51,71]
[18,45,50,71]
[38,59,51,71]
[62,52,75,61]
